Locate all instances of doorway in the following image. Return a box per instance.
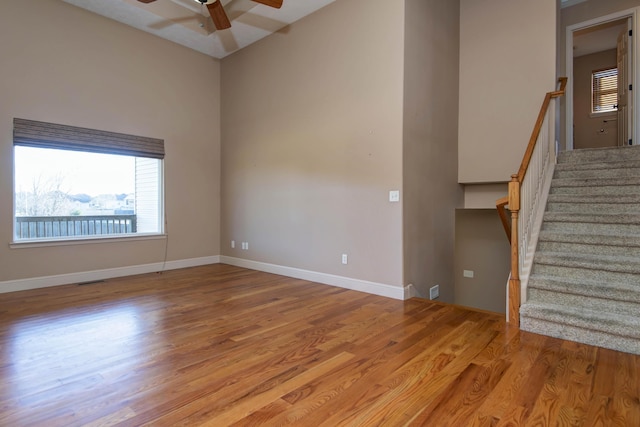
[566,9,639,151]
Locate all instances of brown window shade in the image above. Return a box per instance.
[13,118,164,159]
[592,68,618,113]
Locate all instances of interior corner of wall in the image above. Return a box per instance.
[463,183,509,209]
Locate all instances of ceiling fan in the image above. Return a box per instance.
[137,0,283,31]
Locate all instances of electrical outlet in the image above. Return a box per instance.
[389,190,400,202]
[231,240,235,249]
[241,242,249,250]
[341,254,348,264]
[429,285,439,300]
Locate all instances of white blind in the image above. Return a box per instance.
[592,68,618,113]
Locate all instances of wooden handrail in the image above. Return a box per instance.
[517,77,568,182]
[496,196,510,243]
[498,77,567,327]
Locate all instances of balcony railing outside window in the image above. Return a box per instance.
[15,215,137,240]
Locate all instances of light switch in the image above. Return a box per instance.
[389,190,400,202]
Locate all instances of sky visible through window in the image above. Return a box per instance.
[14,146,134,196]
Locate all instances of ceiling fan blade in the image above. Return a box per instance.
[207,1,231,30]
[137,0,157,3]
[252,0,283,8]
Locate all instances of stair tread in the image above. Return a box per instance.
[555,159,640,171]
[525,147,640,354]
[534,251,640,274]
[536,250,640,263]
[552,176,640,187]
[546,206,640,213]
[557,146,640,165]
[528,274,640,301]
[538,230,640,246]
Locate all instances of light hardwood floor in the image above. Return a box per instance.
[0,264,638,426]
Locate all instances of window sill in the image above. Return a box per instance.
[10,233,166,249]
[589,111,617,119]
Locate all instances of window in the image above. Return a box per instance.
[592,67,618,114]
[13,118,164,242]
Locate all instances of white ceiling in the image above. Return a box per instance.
[62,0,337,59]
[573,20,627,57]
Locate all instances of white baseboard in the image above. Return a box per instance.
[0,255,410,300]
[404,283,418,299]
[0,256,220,294]
[220,256,409,300]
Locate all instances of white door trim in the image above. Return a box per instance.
[565,7,639,150]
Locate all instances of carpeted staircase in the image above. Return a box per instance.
[520,145,640,355]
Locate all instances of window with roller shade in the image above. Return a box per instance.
[592,67,618,114]
[13,118,164,242]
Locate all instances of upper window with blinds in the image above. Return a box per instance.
[13,118,164,243]
[592,67,618,114]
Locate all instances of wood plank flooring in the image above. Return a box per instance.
[0,264,638,426]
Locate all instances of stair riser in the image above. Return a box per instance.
[528,277,640,303]
[538,232,640,247]
[532,263,640,284]
[536,241,640,258]
[520,316,640,354]
[548,194,640,204]
[550,185,640,196]
[545,203,640,215]
[520,303,640,338]
[554,167,640,179]
[542,221,640,235]
[527,288,640,316]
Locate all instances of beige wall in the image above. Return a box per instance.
[463,183,508,209]
[454,209,510,314]
[574,49,618,149]
[220,0,405,286]
[458,0,557,183]
[455,0,555,311]
[0,1,221,283]
[1,0,549,305]
[403,0,462,301]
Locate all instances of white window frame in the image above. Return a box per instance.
[11,118,165,246]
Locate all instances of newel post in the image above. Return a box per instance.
[508,174,521,326]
